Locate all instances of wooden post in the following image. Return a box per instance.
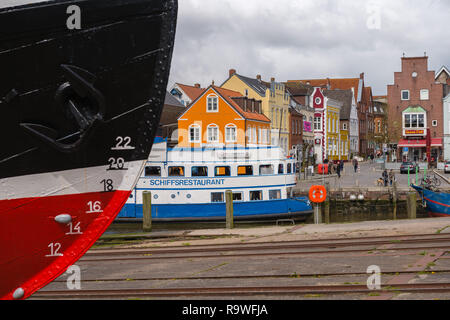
[226,190,234,229]
[407,192,417,219]
[392,181,397,220]
[324,181,330,224]
[314,203,322,224]
[142,191,152,232]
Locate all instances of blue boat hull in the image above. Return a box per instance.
[411,185,450,217]
[118,197,313,221]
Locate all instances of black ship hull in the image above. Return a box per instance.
[0,0,177,300]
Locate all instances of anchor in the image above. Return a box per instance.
[20,64,105,153]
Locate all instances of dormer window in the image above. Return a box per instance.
[207,95,218,112]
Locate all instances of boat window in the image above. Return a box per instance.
[269,190,281,200]
[278,164,284,174]
[237,165,253,176]
[259,165,273,175]
[211,192,224,203]
[287,163,292,174]
[145,166,161,176]
[250,190,262,201]
[168,166,184,176]
[233,192,243,201]
[215,166,231,177]
[192,166,208,177]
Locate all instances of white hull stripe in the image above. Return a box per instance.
[0,160,145,201]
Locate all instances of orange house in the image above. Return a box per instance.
[177,85,271,147]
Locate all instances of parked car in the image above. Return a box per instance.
[400,161,420,174]
[444,161,450,173]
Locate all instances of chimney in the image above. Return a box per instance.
[271,77,275,83]
[229,69,236,77]
[256,74,261,81]
[194,83,201,88]
[212,80,215,86]
[360,72,364,80]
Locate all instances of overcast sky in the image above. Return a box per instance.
[168,0,450,96]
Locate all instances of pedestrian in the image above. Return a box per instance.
[336,161,341,178]
[389,169,395,186]
[340,160,344,173]
[353,158,358,173]
[382,169,388,187]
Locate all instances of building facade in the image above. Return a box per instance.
[221,69,290,154]
[287,77,362,157]
[311,87,342,163]
[170,83,204,107]
[177,85,271,148]
[387,56,445,162]
[288,106,303,155]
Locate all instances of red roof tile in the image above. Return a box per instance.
[212,86,271,123]
[176,83,205,102]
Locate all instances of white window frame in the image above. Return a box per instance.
[420,89,429,101]
[314,117,322,131]
[207,94,218,112]
[401,90,410,101]
[432,120,438,127]
[188,124,201,143]
[342,123,347,131]
[207,124,219,143]
[225,124,237,143]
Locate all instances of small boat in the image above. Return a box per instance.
[411,185,450,217]
[118,140,313,221]
[0,0,177,300]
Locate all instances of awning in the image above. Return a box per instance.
[397,138,442,148]
[398,139,425,148]
[431,138,443,147]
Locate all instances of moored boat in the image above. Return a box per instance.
[0,0,177,300]
[411,185,450,217]
[119,140,313,221]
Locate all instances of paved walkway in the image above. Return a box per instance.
[296,162,450,192]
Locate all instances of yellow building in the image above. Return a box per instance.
[221,69,290,154]
[325,105,341,162]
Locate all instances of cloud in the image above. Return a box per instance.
[168,0,450,95]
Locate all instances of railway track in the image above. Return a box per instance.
[81,233,450,261]
[33,232,450,300]
[33,282,450,299]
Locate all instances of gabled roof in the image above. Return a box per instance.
[175,83,205,102]
[435,65,450,80]
[323,89,353,120]
[287,78,361,103]
[178,85,270,123]
[224,74,268,97]
[213,86,270,122]
[285,82,314,96]
[160,91,185,126]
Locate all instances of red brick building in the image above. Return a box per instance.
[288,106,303,152]
[387,55,445,162]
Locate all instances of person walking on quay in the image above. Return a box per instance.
[389,169,395,186]
[352,158,358,173]
[382,169,389,187]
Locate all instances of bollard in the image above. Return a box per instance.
[142,191,152,232]
[324,181,330,224]
[392,181,397,220]
[225,190,234,229]
[406,192,417,219]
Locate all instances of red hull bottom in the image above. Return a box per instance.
[0,190,130,300]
